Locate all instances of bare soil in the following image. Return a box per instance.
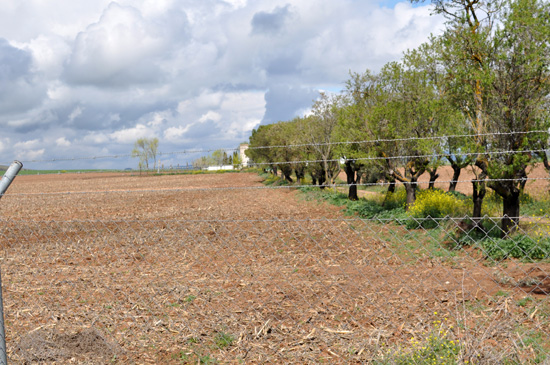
[0,171,548,363]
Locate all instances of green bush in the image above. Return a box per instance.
[409,189,470,219]
[383,189,407,210]
[479,235,550,261]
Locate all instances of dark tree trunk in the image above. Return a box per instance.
[295,166,305,185]
[344,160,359,201]
[449,164,461,192]
[472,180,486,219]
[318,174,326,189]
[428,168,439,190]
[519,169,528,192]
[382,175,396,207]
[272,165,278,176]
[282,170,293,183]
[472,159,488,225]
[502,191,520,237]
[404,180,417,211]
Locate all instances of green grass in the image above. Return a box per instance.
[213,332,234,349]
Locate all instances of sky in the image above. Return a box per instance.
[0,0,445,170]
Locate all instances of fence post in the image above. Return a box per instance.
[0,160,23,364]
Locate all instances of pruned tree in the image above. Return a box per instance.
[304,93,343,187]
[337,71,378,200]
[424,0,550,233]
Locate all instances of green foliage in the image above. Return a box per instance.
[479,235,550,261]
[214,332,234,349]
[132,137,159,170]
[299,186,407,220]
[383,189,407,210]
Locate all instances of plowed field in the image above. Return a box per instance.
[0,171,548,363]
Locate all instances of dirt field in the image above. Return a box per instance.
[0,171,549,363]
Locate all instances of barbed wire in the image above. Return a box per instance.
[4,176,549,197]
[245,129,549,151]
[246,148,549,167]
[11,130,548,165]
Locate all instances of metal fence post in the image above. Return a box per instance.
[0,160,23,364]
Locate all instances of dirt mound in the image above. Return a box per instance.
[16,327,121,363]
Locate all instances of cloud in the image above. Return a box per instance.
[251,4,293,35]
[199,111,222,123]
[0,0,445,169]
[0,38,46,114]
[261,84,318,125]
[56,137,72,147]
[64,2,189,87]
[110,124,156,144]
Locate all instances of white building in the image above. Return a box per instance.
[239,143,250,167]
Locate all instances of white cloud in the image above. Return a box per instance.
[110,124,156,144]
[68,106,83,122]
[199,111,222,123]
[164,126,190,142]
[16,149,45,161]
[65,2,188,87]
[82,132,109,144]
[14,139,42,150]
[56,137,72,147]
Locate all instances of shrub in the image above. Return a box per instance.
[409,189,469,220]
[479,235,550,261]
[383,189,407,210]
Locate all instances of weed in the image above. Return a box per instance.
[185,295,197,303]
[214,332,234,349]
[376,313,461,364]
[495,290,510,297]
[517,296,533,307]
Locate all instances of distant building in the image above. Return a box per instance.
[206,165,234,171]
[239,143,250,167]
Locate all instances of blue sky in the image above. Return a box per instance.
[0,0,445,170]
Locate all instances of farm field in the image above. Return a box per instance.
[0,171,549,363]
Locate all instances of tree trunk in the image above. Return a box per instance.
[272,165,278,176]
[472,180,485,219]
[502,191,520,237]
[282,169,293,183]
[344,160,359,201]
[449,164,461,192]
[404,180,417,211]
[382,177,396,207]
[295,166,305,185]
[428,168,439,190]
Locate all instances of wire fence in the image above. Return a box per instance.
[0,169,548,363]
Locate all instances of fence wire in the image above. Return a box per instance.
[0,214,549,363]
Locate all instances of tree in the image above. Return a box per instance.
[303,93,342,187]
[482,0,550,233]
[246,124,278,175]
[425,0,550,233]
[338,70,379,200]
[366,41,447,210]
[132,137,159,171]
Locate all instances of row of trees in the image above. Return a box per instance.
[246,0,550,235]
[192,149,242,169]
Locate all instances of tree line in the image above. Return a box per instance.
[245,0,550,235]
